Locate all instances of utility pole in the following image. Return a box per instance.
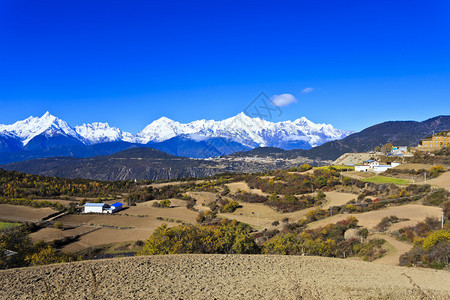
[442,211,445,229]
[424,172,427,184]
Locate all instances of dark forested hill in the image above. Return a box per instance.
[1,148,221,181]
[303,115,450,160]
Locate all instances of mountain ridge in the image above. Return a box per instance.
[0,111,352,150]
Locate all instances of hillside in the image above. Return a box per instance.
[1,255,449,299]
[1,148,221,181]
[304,115,450,160]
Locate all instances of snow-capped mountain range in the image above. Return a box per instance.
[0,112,353,156]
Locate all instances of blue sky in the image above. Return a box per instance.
[0,0,449,133]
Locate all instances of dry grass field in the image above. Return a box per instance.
[1,254,449,299]
[226,181,269,196]
[0,204,56,223]
[427,171,450,190]
[322,191,356,208]
[308,204,443,230]
[30,226,95,243]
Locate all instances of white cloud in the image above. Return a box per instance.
[271,94,297,107]
[301,87,314,94]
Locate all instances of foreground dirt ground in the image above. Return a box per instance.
[1,255,449,299]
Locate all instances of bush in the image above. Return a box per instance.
[430,165,445,177]
[422,230,450,251]
[220,201,240,213]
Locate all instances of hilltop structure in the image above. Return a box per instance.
[420,131,450,148]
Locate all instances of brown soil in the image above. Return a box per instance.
[1,254,448,299]
[30,226,95,243]
[0,204,56,222]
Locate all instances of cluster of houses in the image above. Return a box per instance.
[84,202,123,214]
[355,160,400,173]
[389,146,408,157]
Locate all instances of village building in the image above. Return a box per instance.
[420,131,450,148]
[355,160,400,173]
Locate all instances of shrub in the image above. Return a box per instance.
[158,200,171,208]
[220,201,240,213]
[430,165,445,177]
[422,230,450,251]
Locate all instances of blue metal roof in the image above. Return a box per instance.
[111,202,123,207]
[84,203,106,207]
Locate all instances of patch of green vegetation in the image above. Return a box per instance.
[362,176,410,185]
[0,221,21,230]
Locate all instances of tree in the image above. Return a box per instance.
[380,143,393,155]
[374,146,380,152]
[262,233,301,255]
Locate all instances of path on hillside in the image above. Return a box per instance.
[371,234,413,266]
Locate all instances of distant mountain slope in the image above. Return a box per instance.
[1,148,220,181]
[229,116,450,161]
[303,115,450,160]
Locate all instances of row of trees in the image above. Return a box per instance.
[0,168,136,199]
[137,218,385,261]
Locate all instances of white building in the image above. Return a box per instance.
[84,202,123,214]
[373,165,393,173]
[355,165,370,172]
[84,203,108,213]
[355,160,399,173]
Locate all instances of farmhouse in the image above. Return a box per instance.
[84,202,123,214]
[108,202,123,213]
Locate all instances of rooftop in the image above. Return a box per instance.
[84,203,107,207]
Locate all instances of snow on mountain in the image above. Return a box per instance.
[75,122,135,144]
[135,112,353,149]
[0,111,84,146]
[0,112,353,152]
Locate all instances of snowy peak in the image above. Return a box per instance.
[0,112,82,145]
[0,112,354,153]
[75,122,134,144]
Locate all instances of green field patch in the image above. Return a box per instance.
[362,176,410,185]
[0,221,21,230]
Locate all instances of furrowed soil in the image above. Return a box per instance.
[1,254,449,300]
